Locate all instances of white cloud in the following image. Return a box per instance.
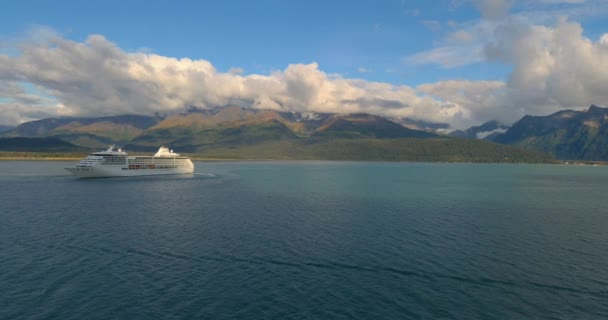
[228,67,244,75]
[405,16,500,68]
[476,128,507,139]
[417,80,512,124]
[0,102,71,125]
[0,82,48,105]
[406,0,607,70]
[0,32,470,127]
[485,17,608,110]
[3,13,608,130]
[399,0,608,127]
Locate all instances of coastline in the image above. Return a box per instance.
[0,152,251,162]
[0,153,577,164]
[0,156,604,165]
[3,151,603,164]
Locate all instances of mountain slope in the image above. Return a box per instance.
[128,109,437,150]
[150,106,312,134]
[449,120,509,141]
[0,137,84,152]
[313,114,437,139]
[389,117,450,133]
[1,106,554,162]
[494,105,608,160]
[0,125,14,133]
[185,138,553,163]
[125,112,550,163]
[5,114,159,137]
[128,120,299,152]
[3,115,160,147]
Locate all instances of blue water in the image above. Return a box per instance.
[1,161,607,319]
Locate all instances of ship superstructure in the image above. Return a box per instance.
[65,145,194,178]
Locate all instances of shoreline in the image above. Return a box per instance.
[1,158,604,165]
[1,152,603,165]
[0,156,599,165]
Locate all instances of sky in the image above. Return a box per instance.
[1,0,608,129]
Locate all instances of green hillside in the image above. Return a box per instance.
[184,138,554,163]
[1,107,555,163]
[0,137,85,152]
[312,114,437,139]
[2,115,160,148]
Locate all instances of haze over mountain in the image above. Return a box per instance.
[389,117,450,133]
[0,125,14,133]
[449,121,510,141]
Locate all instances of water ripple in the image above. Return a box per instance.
[2,161,608,319]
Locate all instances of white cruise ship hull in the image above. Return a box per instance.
[65,165,194,178]
[65,146,195,178]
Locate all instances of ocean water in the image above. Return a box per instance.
[1,161,607,319]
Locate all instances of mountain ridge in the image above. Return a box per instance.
[1,106,555,162]
[493,104,608,160]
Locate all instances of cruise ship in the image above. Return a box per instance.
[65,145,194,178]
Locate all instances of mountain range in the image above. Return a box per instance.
[9,104,608,161]
[4,104,607,160]
[0,106,552,162]
[493,105,608,160]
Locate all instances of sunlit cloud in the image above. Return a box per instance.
[2,2,608,131]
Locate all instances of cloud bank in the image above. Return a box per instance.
[0,32,469,127]
[1,2,608,129]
